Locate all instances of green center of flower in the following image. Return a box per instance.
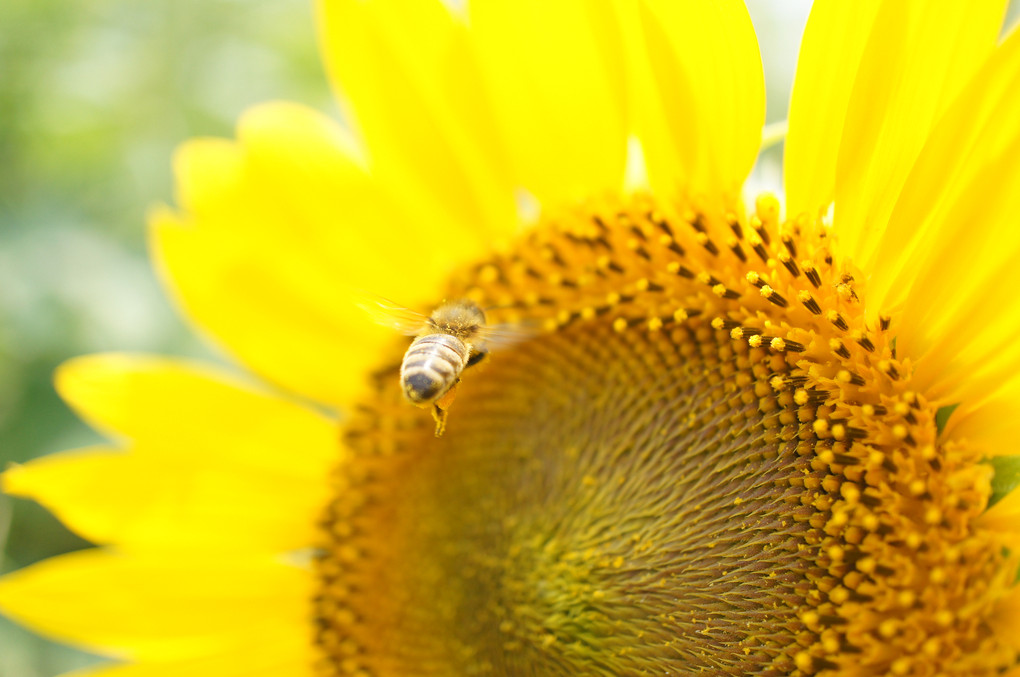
[313,193,1019,676]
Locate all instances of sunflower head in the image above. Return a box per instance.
[3,2,1020,677]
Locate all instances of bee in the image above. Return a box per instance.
[361,296,527,436]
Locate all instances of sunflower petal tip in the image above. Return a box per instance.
[53,355,100,399]
[53,358,83,401]
[53,354,145,413]
[1,462,26,496]
[145,203,179,226]
[236,99,364,168]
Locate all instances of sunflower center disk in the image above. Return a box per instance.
[315,194,1018,676]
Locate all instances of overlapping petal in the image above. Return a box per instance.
[315,0,517,235]
[1,354,337,551]
[152,102,490,406]
[65,633,312,677]
[829,0,1007,269]
[468,0,629,204]
[0,550,312,662]
[980,486,1020,534]
[945,378,1020,458]
[784,0,881,217]
[64,634,313,677]
[866,27,1020,416]
[3,445,327,553]
[621,0,764,202]
[53,353,337,475]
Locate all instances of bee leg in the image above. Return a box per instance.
[431,405,448,437]
[432,383,460,437]
[466,349,489,368]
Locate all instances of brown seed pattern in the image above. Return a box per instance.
[313,193,1020,676]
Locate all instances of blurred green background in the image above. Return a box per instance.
[1,2,1017,676]
[0,2,332,674]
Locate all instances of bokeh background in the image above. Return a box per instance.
[1,2,1017,675]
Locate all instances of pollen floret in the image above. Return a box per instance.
[315,193,1020,676]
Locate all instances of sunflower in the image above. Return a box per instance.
[4,1,1020,675]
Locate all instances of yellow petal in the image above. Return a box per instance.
[172,137,245,221]
[157,102,495,405]
[832,0,1007,270]
[54,354,337,476]
[866,29,1020,408]
[0,549,313,661]
[784,0,882,218]
[152,212,383,407]
[988,585,1020,653]
[3,445,328,553]
[469,0,628,204]
[232,102,494,266]
[868,24,1020,319]
[315,0,517,234]
[62,633,313,677]
[979,485,1020,533]
[944,379,1020,458]
[898,139,1020,406]
[623,0,764,201]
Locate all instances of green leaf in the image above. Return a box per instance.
[989,455,1020,507]
[935,403,959,435]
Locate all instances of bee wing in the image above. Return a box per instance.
[355,292,428,336]
[475,322,541,352]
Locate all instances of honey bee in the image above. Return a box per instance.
[361,296,527,436]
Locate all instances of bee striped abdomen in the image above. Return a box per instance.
[400,333,470,405]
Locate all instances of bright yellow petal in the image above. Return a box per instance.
[155,102,486,405]
[623,0,764,201]
[3,445,328,553]
[832,0,1007,270]
[53,354,337,476]
[0,549,312,662]
[864,19,1020,301]
[172,137,245,222]
[944,378,1020,458]
[469,0,628,204]
[232,102,495,267]
[898,138,1020,406]
[784,0,882,218]
[315,0,517,235]
[62,633,313,677]
[868,20,1020,294]
[862,29,1020,412]
[153,211,386,407]
[869,23,1020,321]
[979,486,1020,534]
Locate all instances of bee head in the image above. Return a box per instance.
[428,300,486,339]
